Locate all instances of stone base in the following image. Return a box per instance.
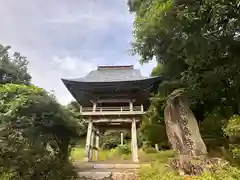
[78,171,138,180]
[169,155,229,176]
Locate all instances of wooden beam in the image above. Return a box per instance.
[93,119,136,123]
[97,98,136,103]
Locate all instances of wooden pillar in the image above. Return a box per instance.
[84,121,93,162]
[95,129,100,160]
[89,129,95,160]
[141,104,144,112]
[93,102,97,112]
[121,132,124,146]
[131,118,139,163]
[80,105,83,113]
[129,101,133,111]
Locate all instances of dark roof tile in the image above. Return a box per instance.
[67,68,148,82]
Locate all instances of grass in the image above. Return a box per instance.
[139,164,240,180]
[139,149,175,163]
[70,146,131,162]
[70,145,174,163]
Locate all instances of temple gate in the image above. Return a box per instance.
[62,65,161,163]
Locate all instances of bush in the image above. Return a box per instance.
[0,145,78,180]
[0,173,12,180]
[0,84,79,179]
[101,131,129,149]
[224,115,240,164]
[138,164,240,180]
[116,144,131,155]
[138,165,183,180]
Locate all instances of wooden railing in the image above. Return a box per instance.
[81,106,143,112]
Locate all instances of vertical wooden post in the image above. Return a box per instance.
[129,101,133,111]
[84,121,93,162]
[93,102,97,112]
[121,132,124,146]
[80,105,83,113]
[89,128,95,160]
[95,129,100,160]
[141,104,144,112]
[131,118,139,163]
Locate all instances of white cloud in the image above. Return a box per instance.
[52,55,98,76]
[53,56,79,72]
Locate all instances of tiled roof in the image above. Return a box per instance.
[68,66,149,82]
[61,65,162,106]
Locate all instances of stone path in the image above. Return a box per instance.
[73,161,150,180]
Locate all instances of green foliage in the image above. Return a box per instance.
[139,149,175,163]
[224,115,240,164]
[66,101,87,137]
[139,167,182,180]
[139,94,169,148]
[144,147,158,154]
[116,144,131,155]
[200,112,228,149]
[224,115,240,138]
[140,120,168,147]
[139,164,240,180]
[151,63,162,77]
[130,0,240,120]
[0,84,79,179]
[129,1,240,171]
[101,130,129,149]
[0,45,31,85]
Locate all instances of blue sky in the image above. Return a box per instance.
[0,0,156,104]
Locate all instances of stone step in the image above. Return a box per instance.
[73,161,151,170]
[78,170,138,180]
[73,162,149,179]
[77,168,137,172]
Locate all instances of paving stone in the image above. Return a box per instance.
[74,162,94,169]
[114,164,140,169]
[112,172,138,180]
[78,172,112,180]
[94,164,114,169]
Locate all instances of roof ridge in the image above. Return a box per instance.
[97,65,133,70]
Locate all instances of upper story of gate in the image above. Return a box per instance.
[62,65,161,117]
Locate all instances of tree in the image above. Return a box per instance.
[66,101,87,137]
[129,0,240,119]
[0,45,31,85]
[128,0,240,156]
[0,84,79,179]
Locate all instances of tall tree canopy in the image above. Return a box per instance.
[129,0,240,119]
[0,45,31,85]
